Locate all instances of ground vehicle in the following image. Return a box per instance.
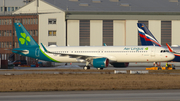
[146,64,175,70]
[13,60,27,66]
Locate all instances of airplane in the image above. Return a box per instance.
[12,23,175,70]
[137,23,180,62]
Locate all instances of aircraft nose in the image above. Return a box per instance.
[166,53,175,60]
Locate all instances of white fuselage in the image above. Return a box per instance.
[41,45,175,63]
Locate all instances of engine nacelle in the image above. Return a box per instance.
[92,58,109,68]
[110,62,129,68]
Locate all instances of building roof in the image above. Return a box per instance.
[0,0,25,7]
[43,0,180,12]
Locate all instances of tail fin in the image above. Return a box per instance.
[166,43,173,52]
[137,23,161,47]
[14,23,38,48]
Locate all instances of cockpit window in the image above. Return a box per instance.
[160,50,169,53]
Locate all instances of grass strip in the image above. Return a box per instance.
[0,73,180,92]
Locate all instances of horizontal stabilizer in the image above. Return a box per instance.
[12,48,29,54]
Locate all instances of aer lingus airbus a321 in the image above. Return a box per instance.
[12,23,175,70]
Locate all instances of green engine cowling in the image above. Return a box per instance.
[92,58,109,68]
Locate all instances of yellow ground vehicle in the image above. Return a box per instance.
[146,64,175,70]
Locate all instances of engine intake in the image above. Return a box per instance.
[92,58,109,68]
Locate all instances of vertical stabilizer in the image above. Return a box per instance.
[14,23,38,48]
[137,23,161,47]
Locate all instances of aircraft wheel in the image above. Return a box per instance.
[87,66,90,69]
[97,68,103,70]
[83,66,88,70]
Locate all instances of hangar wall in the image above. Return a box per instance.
[172,20,180,45]
[113,20,125,46]
[90,20,102,46]
[149,20,161,44]
[66,19,180,46]
[67,20,79,46]
[125,20,138,46]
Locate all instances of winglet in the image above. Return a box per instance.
[103,43,107,46]
[166,43,173,52]
[41,43,48,52]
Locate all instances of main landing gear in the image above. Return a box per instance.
[83,59,104,70]
[83,59,91,70]
[97,68,103,70]
[83,66,90,70]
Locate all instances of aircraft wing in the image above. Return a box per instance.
[40,43,107,60]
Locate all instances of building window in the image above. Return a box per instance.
[8,7,11,12]
[1,19,3,25]
[138,21,148,46]
[1,31,3,36]
[161,21,171,46]
[4,42,6,48]
[9,30,12,36]
[6,30,9,36]
[103,20,113,46]
[4,7,7,12]
[23,19,25,24]
[4,19,6,25]
[33,18,36,24]
[9,42,12,48]
[48,30,56,36]
[48,42,56,46]
[31,18,33,24]
[7,19,9,25]
[30,30,33,36]
[15,42,19,48]
[15,42,16,48]
[12,7,14,11]
[35,18,38,24]
[6,42,9,48]
[15,19,20,23]
[4,31,6,36]
[9,19,12,25]
[0,19,1,25]
[35,30,38,36]
[48,19,56,24]
[26,18,28,24]
[1,42,3,48]
[15,7,18,10]
[0,7,3,12]
[80,20,90,46]
[28,19,30,24]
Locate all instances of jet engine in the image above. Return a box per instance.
[92,58,109,68]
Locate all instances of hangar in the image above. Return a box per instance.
[1,0,180,64]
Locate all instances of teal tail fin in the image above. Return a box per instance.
[14,23,38,48]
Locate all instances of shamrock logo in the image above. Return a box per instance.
[19,33,31,45]
[145,47,148,50]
